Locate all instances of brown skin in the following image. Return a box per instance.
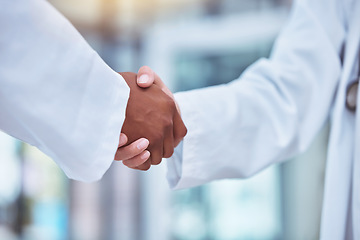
[118,72,187,170]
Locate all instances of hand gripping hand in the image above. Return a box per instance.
[116,71,187,170]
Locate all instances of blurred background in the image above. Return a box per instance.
[0,0,330,239]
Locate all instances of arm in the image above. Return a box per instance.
[0,0,130,182]
[168,0,347,189]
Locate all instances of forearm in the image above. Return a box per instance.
[0,0,130,181]
[168,0,345,189]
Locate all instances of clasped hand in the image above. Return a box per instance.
[114,67,187,170]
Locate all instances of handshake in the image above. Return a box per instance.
[114,67,187,170]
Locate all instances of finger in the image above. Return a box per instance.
[137,66,155,88]
[114,138,149,161]
[133,159,152,171]
[173,110,187,147]
[118,133,128,147]
[149,140,164,165]
[163,124,175,158]
[123,150,151,168]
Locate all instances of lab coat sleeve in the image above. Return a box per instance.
[167,0,347,189]
[0,0,130,182]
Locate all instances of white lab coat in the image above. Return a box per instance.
[0,0,129,182]
[168,0,360,239]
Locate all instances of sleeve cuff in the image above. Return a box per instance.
[166,91,210,189]
[48,69,130,182]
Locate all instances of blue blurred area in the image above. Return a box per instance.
[33,201,68,240]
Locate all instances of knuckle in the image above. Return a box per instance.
[166,98,176,109]
[162,117,173,129]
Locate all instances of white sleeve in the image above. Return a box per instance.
[0,0,130,182]
[167,0,347,189]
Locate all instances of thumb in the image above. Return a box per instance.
[137,66,174,99]
[152,72,174,99]
[137,66,155,88]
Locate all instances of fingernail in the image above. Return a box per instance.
[141,151,150,160]
[137,139,149,150]
[138,74,149,84]
[119,133,127,146]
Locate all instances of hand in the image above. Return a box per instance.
[117,71,187,170]
[137,66,181,119]
[114,133,151,169]
[115,67,186,170]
